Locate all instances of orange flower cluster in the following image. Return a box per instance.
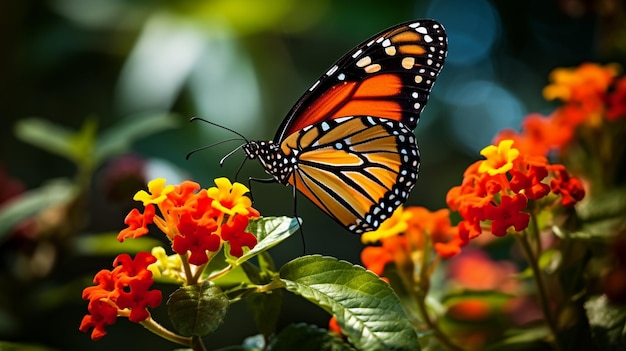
[80,252,162,340]
[360,206,464,276]
[118,178,260,263]
[497,63,624,157]
[81,178,260,340]
[446,140,585,242]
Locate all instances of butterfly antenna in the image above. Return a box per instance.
[219,144,246,166]
[186,138,244,160]
[189,117,250,143]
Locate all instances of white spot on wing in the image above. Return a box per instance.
[356,56,372,68]
[326,65,339,76]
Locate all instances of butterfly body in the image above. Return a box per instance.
[241,20,447,234]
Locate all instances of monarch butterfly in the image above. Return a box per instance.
[197,20,447,234]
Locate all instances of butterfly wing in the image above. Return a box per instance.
[273,19,447,143]
[280,116,419,234]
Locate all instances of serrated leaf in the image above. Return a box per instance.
[0,179,76,242]
[95,112,178,163]
[585,295,626,349]
[269,323,357,351]
[279,255,420,351]
[231,217,299,266]
[168,282,230,336]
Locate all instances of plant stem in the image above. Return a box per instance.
[412,236,463,351]
[516,233,561,351]
[191,336,207,351]
[140,317,192,346]
[415,291,464,351]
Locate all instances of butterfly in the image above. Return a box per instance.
[201,20,447,234]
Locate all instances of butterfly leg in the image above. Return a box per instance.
[247,177,276,205]
[290,173,306,254]
[248,176,306,253]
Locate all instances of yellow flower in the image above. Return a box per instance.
[207,177,257,217]
[148,246,185,283]
[361,206,411,244]
[133,178,175,206]
[478,140,519,175]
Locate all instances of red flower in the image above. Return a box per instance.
[116,278,163,323]
[79,300,118,341]
[550,167,586,207]
[447,140,584,241]
[80,253,162,340]
[484,194,530,237]
[220,214,257,258]
[509,165,550,200]
[172,212,220,265]
[117,204,155,241]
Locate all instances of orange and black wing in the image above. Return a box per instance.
[279,116,419,234]
[273,20,447,143]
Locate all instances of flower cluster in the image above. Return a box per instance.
[118,177,259,263]
[81,177,259,340]
[79,252,162,340]
[497,63,625,157]
[446,139,585,242]
[360,206,464,276]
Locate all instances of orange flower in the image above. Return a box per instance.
[360,206,465,278]
[446,139,585,241]
[118,178,260,264]
[543,63,618,114]
[498,63,622,158]
[80,252,162,340]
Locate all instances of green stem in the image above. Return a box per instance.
[140,317,192,347]
[516,232,561,351]
[412,236,463,351]
[415,291,464,351]
[191,336,207,351]
[204,264,233,282]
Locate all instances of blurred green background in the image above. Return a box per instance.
[1,0,624,349]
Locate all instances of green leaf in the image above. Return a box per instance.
[269,323,357,351]
[241,261,263,285]
[230,217,299,266]
[168,282,230,337]
[95,112,178,163]
[568,187,626,239]
[246,288,284,339]
[14,117,76,161]
[584,295,626,349]
[73,232,163,256]
[279,255,420,351]
[15,117,99,167]
[0,179,76,242]
[0,341,58,351]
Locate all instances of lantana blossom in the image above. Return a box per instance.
[82,178,260,341]
[361,206,465,278]
[497,63,625,157]
[117,177,260,264]
[80,252,162,340]
[447,139,585,241]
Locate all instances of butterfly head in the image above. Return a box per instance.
[243,140,295,184]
